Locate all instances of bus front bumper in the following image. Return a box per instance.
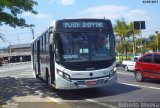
[55,73,117,90]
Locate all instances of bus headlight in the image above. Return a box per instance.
[110,67,116,77]
[57,70,63,76]
[57,69,71,82]
[114,67,116,72]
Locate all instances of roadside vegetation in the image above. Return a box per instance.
[114,18,160,62]
[0,0,38,41]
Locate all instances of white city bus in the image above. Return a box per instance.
[32,18,117,90]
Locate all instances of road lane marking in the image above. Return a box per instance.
[49,97,118,108]
[119,82,160,90]
[20,72,33,75]
[48,92,118,108]
[118,72,160,90]
[48,97,63,103]
[84,98,118,108]
[20,73,34,76]
[11,75,17,78]
[117,72,133,76]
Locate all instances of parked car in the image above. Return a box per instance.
[134,52,160,82]
[122,56,141,71]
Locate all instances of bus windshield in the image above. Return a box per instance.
[55,32,115,62]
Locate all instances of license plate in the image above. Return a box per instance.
[85,80,96,86]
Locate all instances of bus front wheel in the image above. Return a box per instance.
[34,66,39,78]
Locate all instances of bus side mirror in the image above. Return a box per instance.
[50,33,53,44]
[53,33,59,53]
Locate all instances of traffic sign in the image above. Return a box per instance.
[134,21,146,30]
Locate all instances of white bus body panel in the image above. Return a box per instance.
[54,62,117,90]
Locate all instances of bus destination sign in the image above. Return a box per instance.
[63,22,104,28]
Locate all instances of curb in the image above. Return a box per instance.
[2,61,31,67]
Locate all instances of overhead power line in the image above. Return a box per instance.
[142,27,160,32]
[4,32,32,36]
[0,33,7,42]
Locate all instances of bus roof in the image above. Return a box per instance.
[32,26,53,43]
[32,18,113,43]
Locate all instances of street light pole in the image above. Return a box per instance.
[134,21,145,55]
[30,28,34,40]
[139,22,143,54]
[132,32,135,55]
[9,42,11,53]
[155,31,159,52]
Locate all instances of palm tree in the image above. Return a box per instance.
[155,31,159,51]
[116,41,132,60]
[122,41,132,59]
[116,42,124,62]
[126,22,140,55]
[147,33,160,52]
[114,18,128,42]
[126,22,140,36]
[114,18,128,61]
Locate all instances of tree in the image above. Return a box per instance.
[147,33,160,52]
[126,22,140,38]
[0,0,38,28]
[116,42,124,61]
[122,41,132,60]
[114,18,128,42]
[116,41,132,60]
[0,0,38,41]
[155,31,160,51]
[126,22,140,54]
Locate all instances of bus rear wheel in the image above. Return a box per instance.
[46,69,50,84]
[34,66,39,78]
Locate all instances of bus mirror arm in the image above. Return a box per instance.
[52,44,55,53]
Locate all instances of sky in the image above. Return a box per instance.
[0,0,160,47]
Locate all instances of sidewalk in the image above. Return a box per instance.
[2,61,31,67]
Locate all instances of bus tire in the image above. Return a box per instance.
[34,66,39,78]
[46,68,51,85]
[46,71,58,91]
[50,85,58,92]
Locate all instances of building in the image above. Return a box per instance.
[0,43,31,63]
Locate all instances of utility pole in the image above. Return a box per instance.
[155,31,159,52]
[30,28,34,40]
[139,22,143,54]
[9,42,11,53]
[132,32,135,55]
[134,21,145,55]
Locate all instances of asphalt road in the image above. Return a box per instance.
[0,62,160,108]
